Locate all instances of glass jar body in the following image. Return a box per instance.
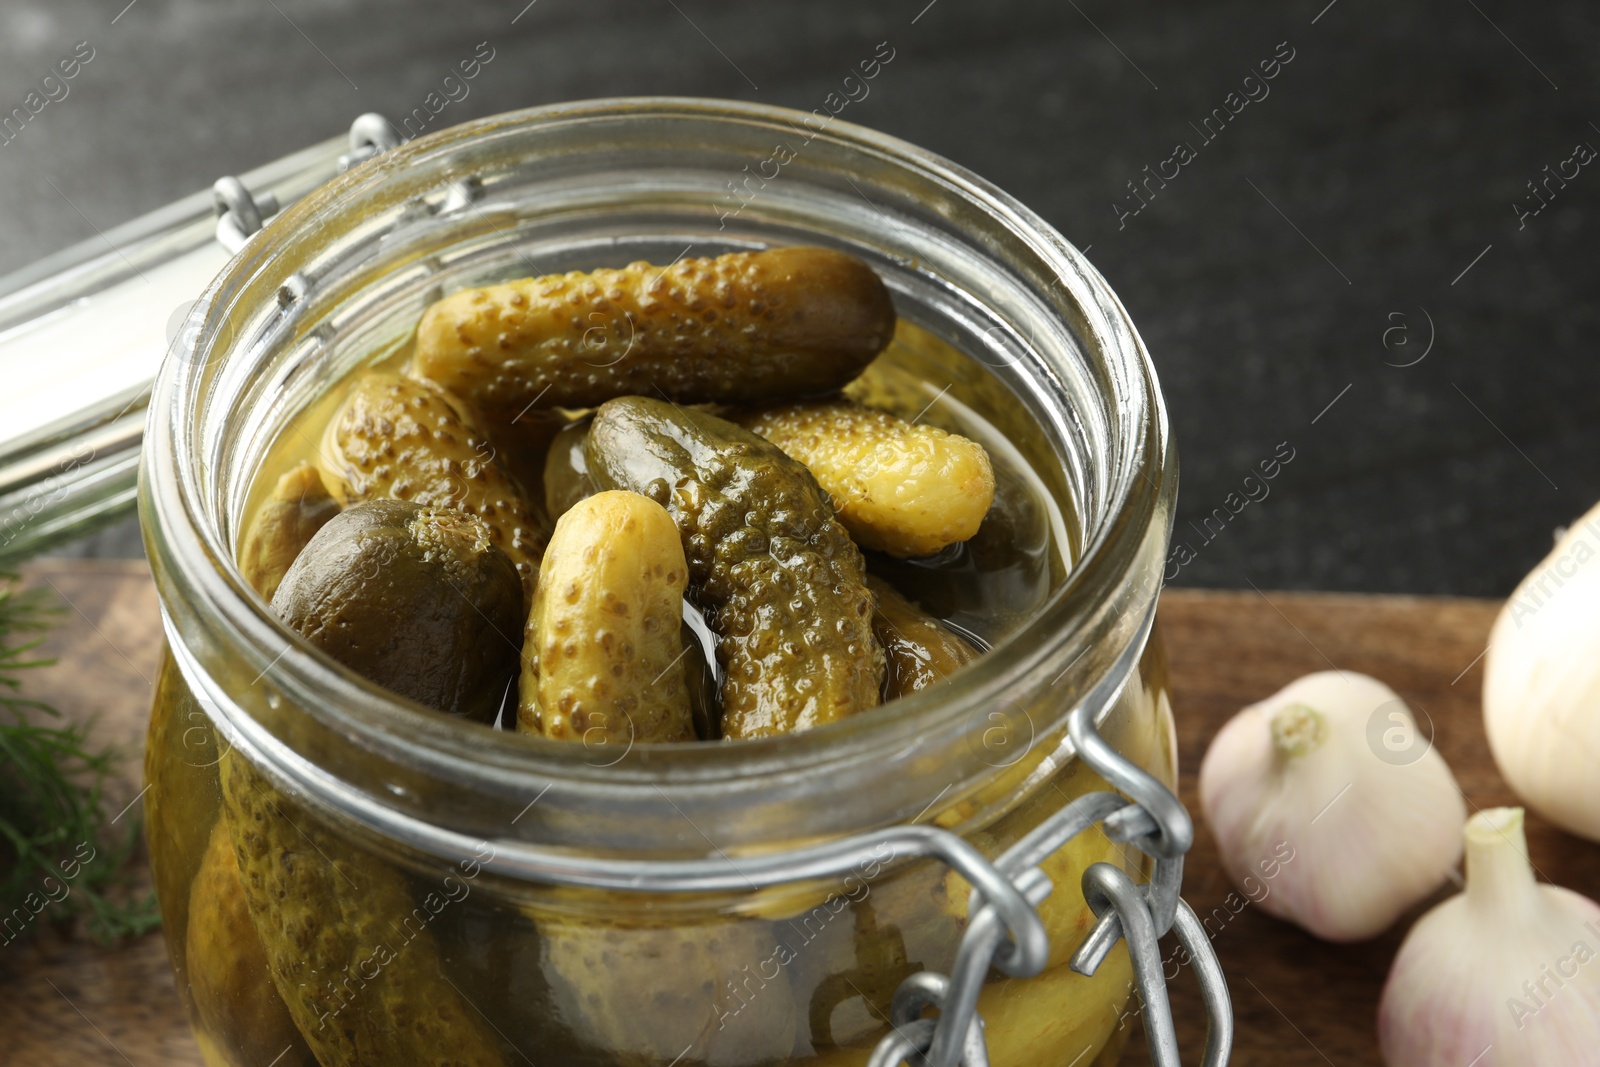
[139,99,1179,1067]
[147,638,1174,1067]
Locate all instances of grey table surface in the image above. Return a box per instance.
[3,0,1595,597]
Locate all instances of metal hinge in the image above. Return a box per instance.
[213,112,400,253]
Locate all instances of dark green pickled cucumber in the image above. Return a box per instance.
[272,499,524,724]
[868,575,981,700]
[585,397,883,739]
[542,419,596,522]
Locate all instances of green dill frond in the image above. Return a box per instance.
[0,575,160,944]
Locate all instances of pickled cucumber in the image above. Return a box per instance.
[585,397,884,739]
[186,820,311,1067]
[220,754,506,1067]
[143,661,224,1003]
[273,500,524,724]
[521,491,695,745]
[867,576,980,700]
[320,371,545,595]
[541,419,595,522]
[409,246,895,413]
[238,463,340,601]
[738,400,994,558]
[540,910,797,1066]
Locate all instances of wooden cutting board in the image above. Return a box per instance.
[1,561,1594,1066]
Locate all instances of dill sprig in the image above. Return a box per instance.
[0,577,160,945]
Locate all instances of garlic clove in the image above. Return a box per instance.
[1484,500,1600,842]
[1379,808,1600,1067]
[1199,671,1466,942]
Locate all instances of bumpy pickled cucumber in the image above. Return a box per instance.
[220,754,506,1067]
[187,820,311,1067]
[541,419,595,522]
[586,397,884,739]
[409,246,895,413]
[239,463,340,601]
[738,400,995,558]
[520,490,695,744]
[144,663,224,1006]
[540,909,796,1066]
[320,371,545,594]
[867,576,981,700]
[273,500,524,724]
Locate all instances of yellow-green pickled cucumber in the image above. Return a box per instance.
[585,397,883,739]
[867,576,981,700]
[320,371,545,596]
[409,246,894,413]
[143,662,222,996]
[540,909,797,1066]
[738,400,994,558]
[520,490,695,744]
[802,942,1134,1067]
[220,755,506,1067]
[272,500,524,724]
[186,820,312,1067]
[238,462,340,601]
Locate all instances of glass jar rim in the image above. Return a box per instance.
[141,96,1173,863]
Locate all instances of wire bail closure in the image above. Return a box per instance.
[213,113,399,253]
[865,701,1231,1067]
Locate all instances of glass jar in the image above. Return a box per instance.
[140,98,1180,1067]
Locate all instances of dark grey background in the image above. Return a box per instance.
[4,0,1594,596]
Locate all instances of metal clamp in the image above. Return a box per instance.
[339,112,402,171]
[213,113,399,253]
[868,705,1231,1067]
[212,176,278,254]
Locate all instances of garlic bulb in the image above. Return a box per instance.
[1198,671,1465,941]
[1379,808,1600,1067]
[1484,500,1600,842]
